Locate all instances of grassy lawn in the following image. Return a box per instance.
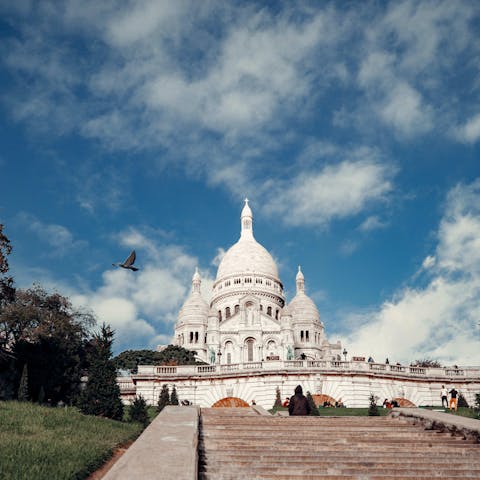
[0,401,144,480]
[421,406,480,420]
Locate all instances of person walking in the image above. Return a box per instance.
[449,386,458,412]
[288,385,311,416]
[440,385,448,408]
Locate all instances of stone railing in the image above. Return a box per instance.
[133,361,480,380]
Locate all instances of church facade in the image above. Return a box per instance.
[173,199,341,365]
[120,201,480,408]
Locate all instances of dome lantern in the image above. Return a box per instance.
[241,198,253,238]
[296,265,305,293]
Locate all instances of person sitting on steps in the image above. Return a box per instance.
[288,385,311,416]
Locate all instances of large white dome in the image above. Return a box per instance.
[215,199,279,281]
[216,237,279,280]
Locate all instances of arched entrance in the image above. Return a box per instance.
[212,397,249,408]
[392,397,416,407]
[312,394,337,406]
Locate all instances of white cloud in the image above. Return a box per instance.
[340,179,480,365]
[421,255,435,270]
[211,248,226,268]
[263,153,394,227]
[358,215,387,232]
[453,113,480,144]
[17,213,86,255]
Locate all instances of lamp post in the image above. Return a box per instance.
[343,348,348,362]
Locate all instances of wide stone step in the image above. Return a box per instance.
[200,466,480,476]
[201,458,480,469]
[199,474,480,480]
[200,450,480,460]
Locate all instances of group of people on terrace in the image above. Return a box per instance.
[441,385,459,411]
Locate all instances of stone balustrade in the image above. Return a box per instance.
[133,360,479,380]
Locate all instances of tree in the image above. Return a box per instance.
[18,363,29,401]
[412,358,442,368]
[306,391,319,416]
[273,386,282,408]
[368,394,379,416]
[0,285,95,403]
[113,345,206,373]
[170,385,179,405]
[129,396,149,426]
[157,384,170,412]
[77,324,123,421]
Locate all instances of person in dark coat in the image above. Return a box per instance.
[288,385,311,416]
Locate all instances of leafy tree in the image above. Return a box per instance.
[157,384,170,412]
[368,394,379,416]
[129,395,149,426]
[306,391,319,416]
[170,385,179,405]
[273,386,282,408]
[0,285,94,403]
[411,358,442,368]
[18,363,29,401]
[77,324,123,420]
[113,345,206,373]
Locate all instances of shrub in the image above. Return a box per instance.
[306,391,319,416]
[368,394,379,416]
[129,396,149,426]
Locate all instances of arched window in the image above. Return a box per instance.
[226,307,231,318]
[259,304,263,311]
[305,330,309,342]
[300,330,304,342]
[275,309,279,320]
[225,341,233,364]
[246,338,254,362]
[267,306,272,316]
[234,304,239,314]
[218,310,222,321]
[190,331,194,343]
[195,331,199,343]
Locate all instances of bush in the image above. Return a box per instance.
[306,391,319,416]
[129,396,149,426]
[368,394,379,416]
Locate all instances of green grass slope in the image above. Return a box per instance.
[0,401,144,480]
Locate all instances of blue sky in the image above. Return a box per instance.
[1,1,480,364]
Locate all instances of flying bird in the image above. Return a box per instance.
[112,250,139,271]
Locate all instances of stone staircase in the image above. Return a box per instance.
[198,408,480,479]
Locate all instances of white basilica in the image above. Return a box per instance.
[173,199,342,365]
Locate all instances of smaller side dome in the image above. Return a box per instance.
[288,292,321,325]
[177,269,209,323]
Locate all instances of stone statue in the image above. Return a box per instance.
[287,345,293,360]
[209,347,216,364]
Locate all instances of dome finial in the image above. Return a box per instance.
[240,198,253,238]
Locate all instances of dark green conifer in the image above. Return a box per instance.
[273,386,282,408]
[368,393,379,416]
[77,324,123,420]
[157,384,170,412]
[129,395,149,426]
[38,385,46,404]
[170,385,179,405]
[18,363,29,401]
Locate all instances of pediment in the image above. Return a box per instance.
[260,314,281,331]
